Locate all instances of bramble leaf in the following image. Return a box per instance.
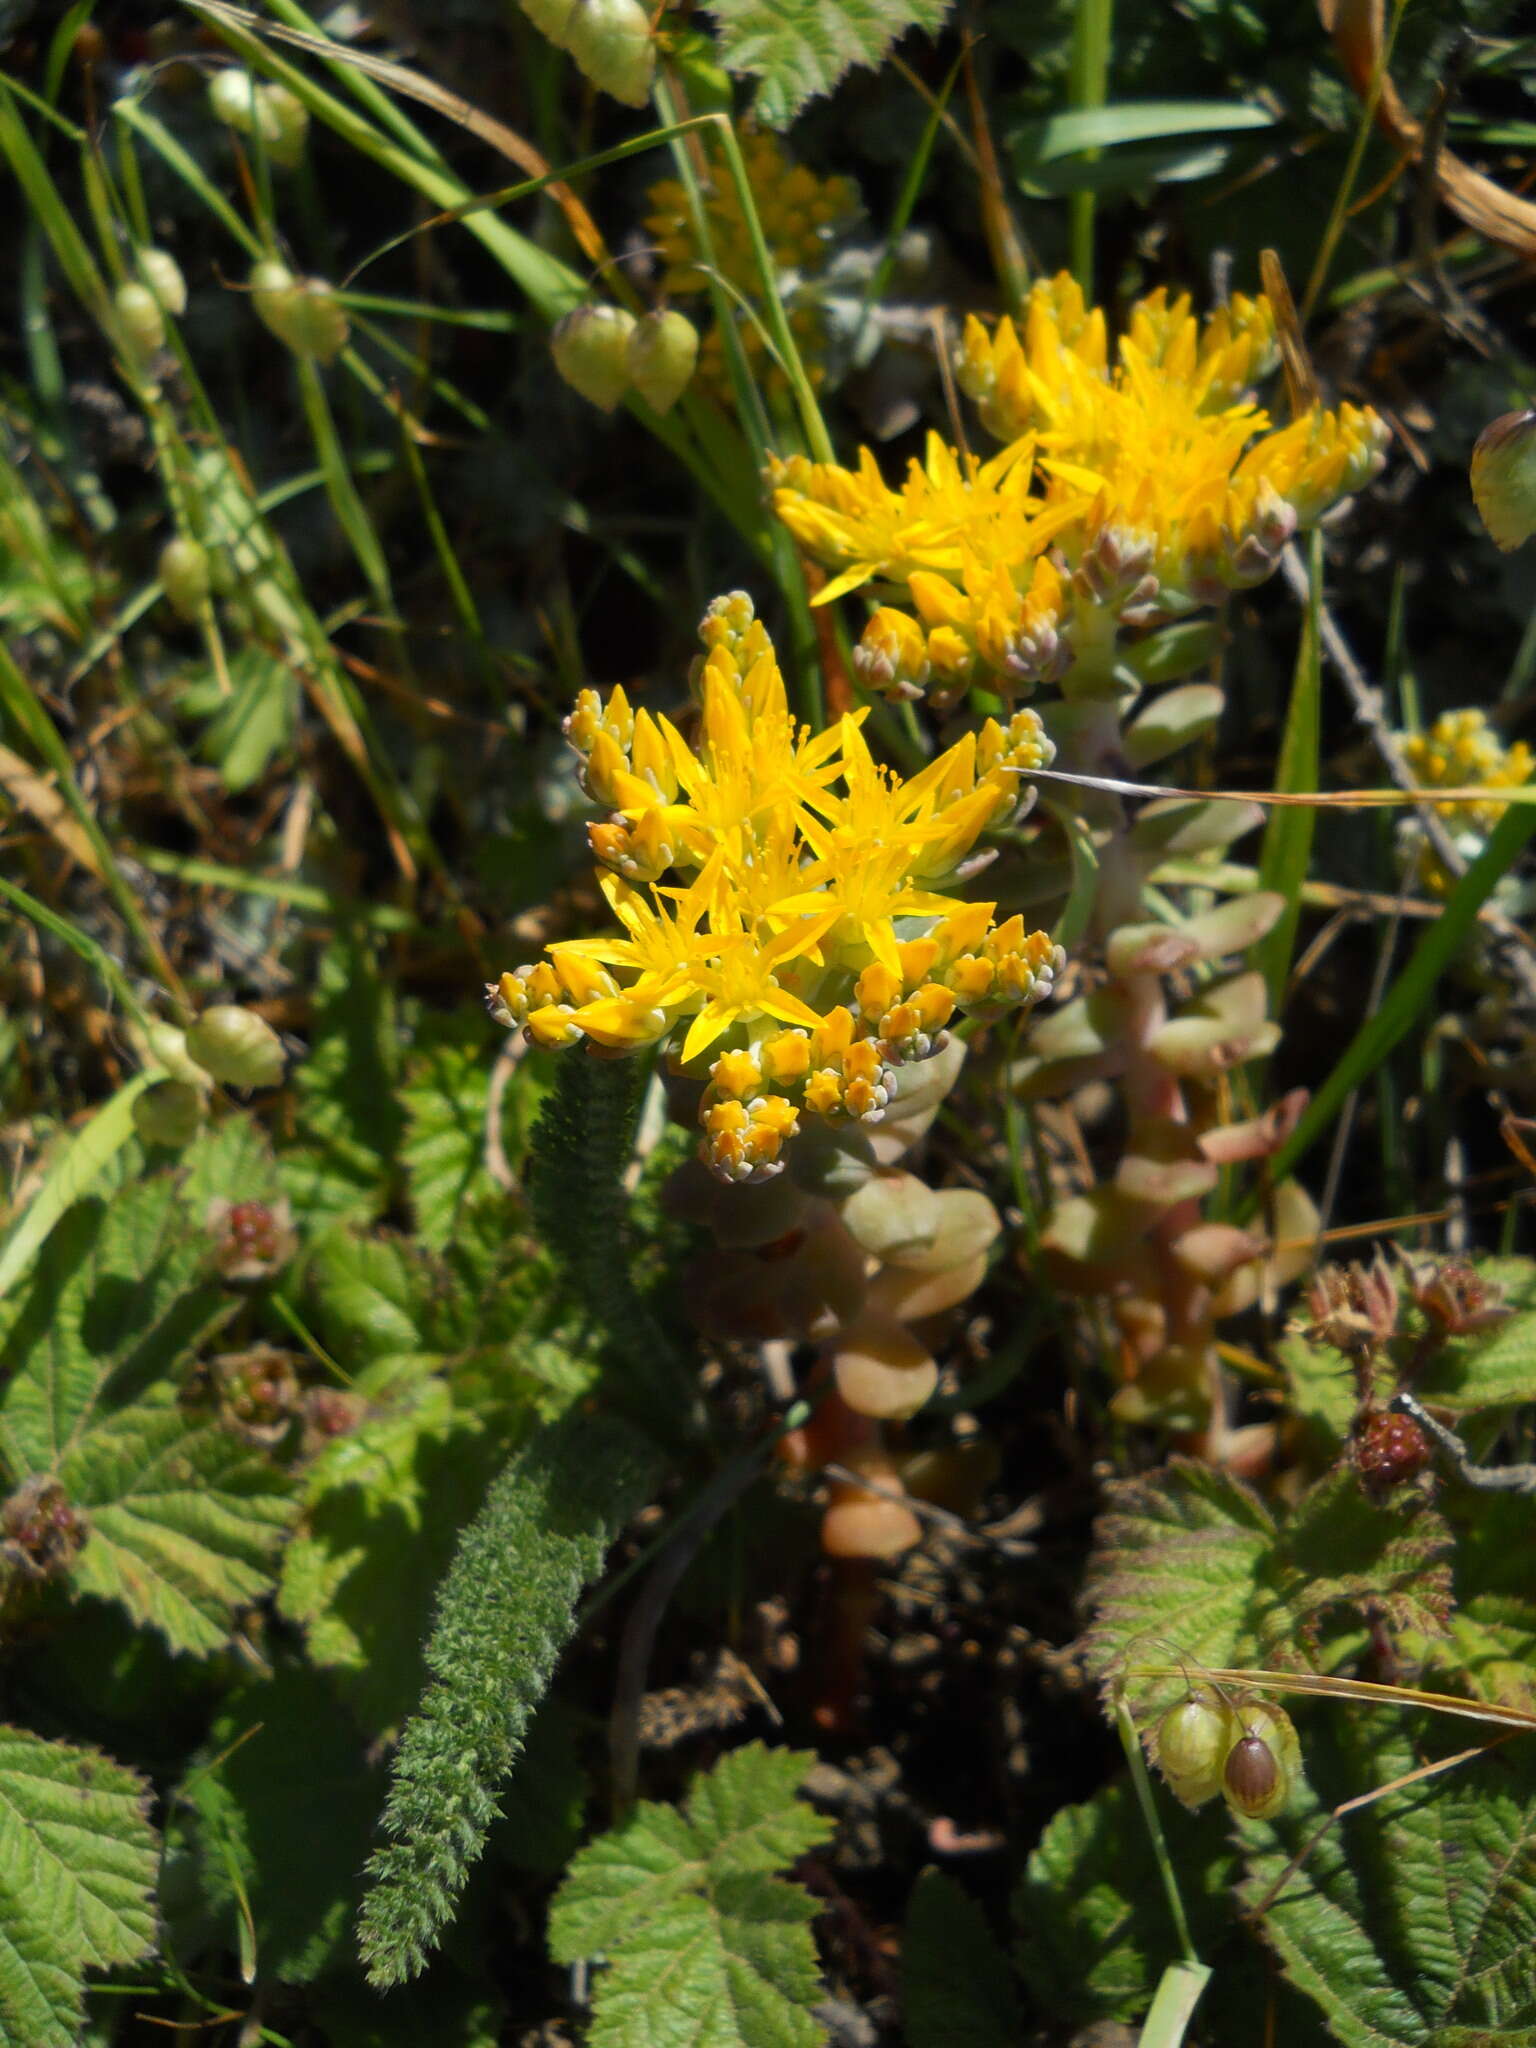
[0,1726,158,2048]
[63,1398,296,1655]
[0,1177,228,1473]
[1085,1460,1453,1715]
[703,0,953,126]
[1014,1779,1235,2026]
[399,1015,499,1252]
[1416,1258,1536,1415]
[903,1868,1021,2047]
[548,1742,834,2048]
[1243,1713,1536,2046]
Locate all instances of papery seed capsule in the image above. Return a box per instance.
[208,71,309,167]
[185,1005,286,1090]
[132,1079,204,1149]
[627,310,698,414]
[249,261,349,363]
[1221,1701,1300,1820]
[138,247,187,316]
[551,304,637,412]
[1471,409,1536,554]
[159,537,211,622]
[114,280,165,361]
[564,0,655,106]
[1155,1689,1236,1809]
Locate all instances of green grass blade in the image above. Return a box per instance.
[0,1074,156,1304]
[1253,530,1323,1012]
[1240,790,1536,1215]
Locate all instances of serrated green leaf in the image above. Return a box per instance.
[63,1399,296,1655]
[1276,1334,1356,1459]
[309,1231,426,1365]
[0,1727,158,2048]
[902,1868,1021,2048]
[283,932,403,1225]
[1014,1778,1235,2027]
[1429,1494,1536,1714]
[0,1176,229,1474]
[1243,1714,1536,2047]
[399,1017,495,1252]
[1417,1266,1536,1415]
[181,1664,383,1985]
[704,0,953,126]
[1084,1460,1453,1716]
[549,1743,833,2048]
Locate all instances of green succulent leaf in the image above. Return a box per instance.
[704,0,954,126]
[0,1727,158,2048]
[548,1742,834,2048]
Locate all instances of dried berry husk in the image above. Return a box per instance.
[159,537,211,622]
[1,1476,86,1582]
[627,310,698,415]
[1221,1701,1301,1820]
[249,261,349,364]
[1155,1689,1237,1808]
[185,1005,286,1090]
[551,305,637,413]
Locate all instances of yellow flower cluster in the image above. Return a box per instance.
[644,130,859,394]
[1401,708,1534,892]
[488,593,1062,1182]
[771,271,1390,702]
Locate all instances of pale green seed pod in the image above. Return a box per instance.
[627,310,699,415]
[249,262,350,364]
[130,1019,212,1091]
[138,247,187,317]
[159,537,211,622]
[114,280,164,361]
[551,305,636,413]
[185,1006,286,1090]
[567,0,654,104]
[1155,1689,1238,1809]
[1471,408,1536,553]
[208,72,309,167]
[1221,1700,1302,1821]
[133,1080,204,1149]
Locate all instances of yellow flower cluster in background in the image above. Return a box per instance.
[1400,708,1534,893]
[488,593,1062,1182]
[644,129,859,394]
[771,271,1390,702]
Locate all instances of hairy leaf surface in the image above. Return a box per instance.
[549,1743,833,2048]
[0,1728,157,2048]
